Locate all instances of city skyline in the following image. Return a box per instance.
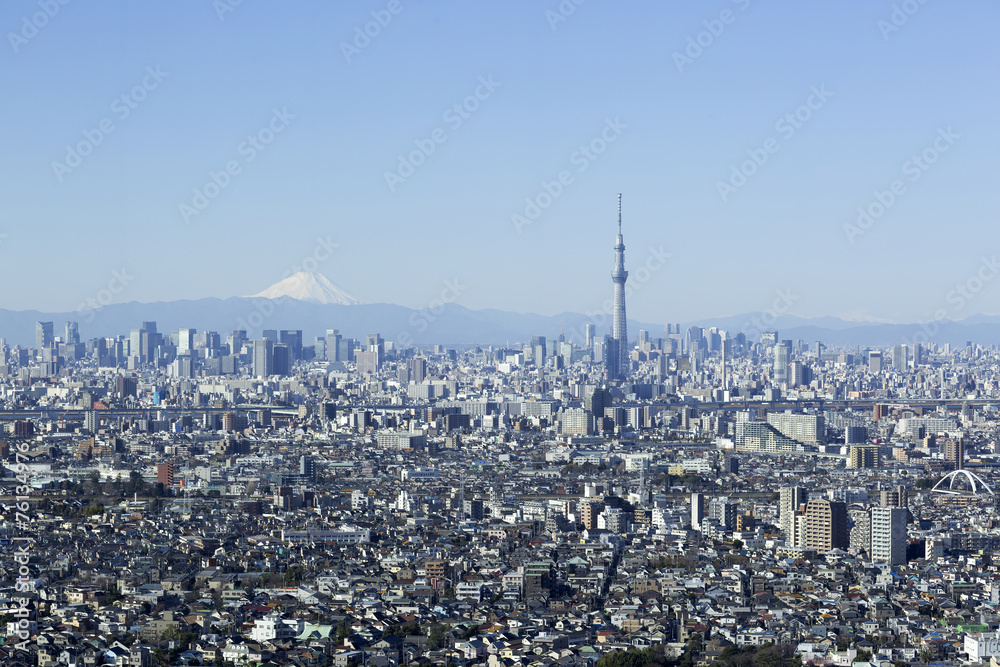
[2,1,998,325]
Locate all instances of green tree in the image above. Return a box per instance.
[428,623,447,650]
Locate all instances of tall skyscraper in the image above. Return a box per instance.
[280,329,303,360]
[230,330,247,356]
[868,350,883,374]
[272,343,291,376]
[891,344,907,372]
[177,328,195,356]
[35,321,53,350]
[611,194,629,377]
[326,329,342,361]
[253,338,273,377]
[409,357,428,384]
[603,335,620,382]
[64,321,80,345]
[773,342,790,385]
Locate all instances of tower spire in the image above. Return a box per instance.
[617,193,622,235]
[611,194,629,380]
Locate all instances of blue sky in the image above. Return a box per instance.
[2,0,998,326]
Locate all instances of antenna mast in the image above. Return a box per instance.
[617,193,622,234]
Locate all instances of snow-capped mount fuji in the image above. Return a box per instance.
[249,271,363,305]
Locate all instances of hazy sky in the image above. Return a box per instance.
[2,0,998,326]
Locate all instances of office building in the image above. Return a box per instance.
[326,329,342,361]
[272,344,291,376]
[253,339,274,377]
[64,321,80,345]
[891,344,907,372]
[868,350,883,374]
[845,425,868,445]
[603,335,620,382]
[356,333,384,374]
[280,330,303,360]
[177,328,195,356]
[35,321,53,350]
[773,342,790,385]
[409,357,428,384]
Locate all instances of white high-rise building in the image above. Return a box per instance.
[779,486,806,538]
[767,412,826,446]
[891,345,907,372]
[871,506,907,565]
[773,343,790,385]
[691,492,705,531]
[178,328,195,356]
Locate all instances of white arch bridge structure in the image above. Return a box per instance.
[931,469,995,496]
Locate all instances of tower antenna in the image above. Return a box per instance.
[617,194,622,234]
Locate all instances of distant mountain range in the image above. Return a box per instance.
[1,272,998,349]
